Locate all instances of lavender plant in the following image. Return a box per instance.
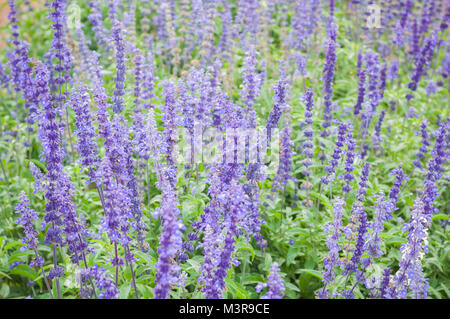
[1,0,448,301]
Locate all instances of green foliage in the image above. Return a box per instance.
[0,0,448,299]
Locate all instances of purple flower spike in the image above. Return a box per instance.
[321,21,337,137]
[267,64,289,144]
[112,19,126,113]
[354,50,366,116]
[272,123,296,191]
[343,124,356,194]
[15,192,40,258]
[412,121,430,170]
[70,84,100,184]
[257,262,285,299]
[408,32,438,93]
[154,165,184,298]
[301,89,315,181]
[321,122,347,185]
[317,198,345,299]
[81,265,119,299]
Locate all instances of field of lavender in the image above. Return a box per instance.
[0,0,448,300]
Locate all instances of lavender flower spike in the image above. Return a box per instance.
[412,121,430,170]
[49,0,72,101]
[154,173,184,299]
[272,122,296,191]
[15,191,53,297]
[70,83,100,183]
[343,124,356,194]
[81,265,119,299]
[408,31,438,93]
[317,198,345,299]
[300,89,314,196]
[354,50,366,116]
[266,64,289,144]
[321,122,347,185]
[15,192,42,265]
[112,19,126,113]
[392,198,429,298]
[422,121,448,219]
[321,20,337,137]
[387,165,408,219]
[256,262,285,299]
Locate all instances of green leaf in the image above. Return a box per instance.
[0,271,12,280]
[119,284,131,299]
[286,246,299,266]
[4,241,22,251]
[296,269,323,280]
[384,236,407,245]
[10,264,37,281]
[0,284,10,298]
[226,278,248,299]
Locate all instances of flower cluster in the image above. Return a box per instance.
[15,191,43,267]
[266,64,289,143]
[300,89,315,198]
[81,265,119,299]
[317,198,345,299]
[321,122,347,185]
[70,84,100,183]
[412,121,431,170]
[272,123,296,191]
[321,21,337,137]
[154,173,184,299]
[112,19,126,113]
[256,262,285,299]
[342,124,356,194]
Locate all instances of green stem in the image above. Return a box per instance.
[33,248,53,298]
[52,243,61,299]
[0,159,8,185]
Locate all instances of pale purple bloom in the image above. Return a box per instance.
[372,110,386,149]
[87,0,111,51]
[388,165,408,217]
[267,64,289,143]
[70,84,100,183]
[321,122,347,185]
[154,172,184,299]
[272,124,296,191]
[301,89,314,178]
[408,31,438,93]
[321,21,337,137]
[15,191,43,267]
[388,59,399,82]
[112,19,126,113]
[81,265,119,299]
[317,198,345,299]
[354,50,366,116]
[392,198,429,298]
[257,262,285,299]
[412,121,430,170]
[343,124,356,193]
[48,0,72,102]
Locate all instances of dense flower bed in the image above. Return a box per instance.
[0,0,448,299]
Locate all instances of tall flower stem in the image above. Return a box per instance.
[125,245,139,299]
[33,248,53,298]
[76,233,98,298]
[52,243,61,299]
[241,248,249,285]
[64,102,75,162]
[0,159,8,185]
[280,184,287,235]
[146,159,151,207]
[114,242,119,287]
[317,184,322,210]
